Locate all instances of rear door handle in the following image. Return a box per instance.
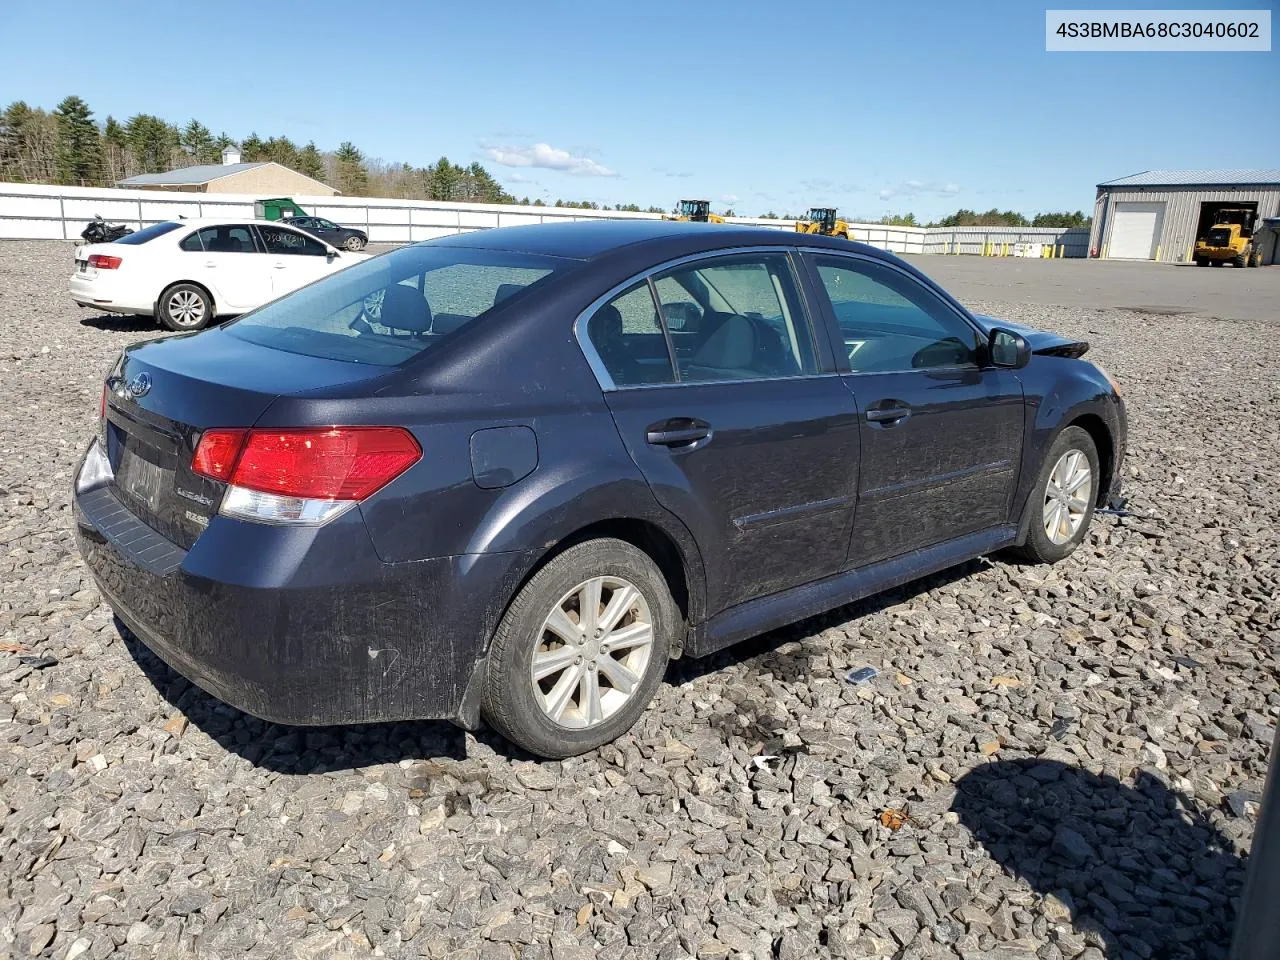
[645,418,712,448]
[204,261,216,268]
[866,403,911,426]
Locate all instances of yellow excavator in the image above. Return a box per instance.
[795,207,855,240]
[663,200,725,224]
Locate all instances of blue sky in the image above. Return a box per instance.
[2,0,1275,219]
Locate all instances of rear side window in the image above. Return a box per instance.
[257,225,327,256]
[586,283,676,387]
[114,221,182,245]
[226,245,561,365]
[180,225,258,253]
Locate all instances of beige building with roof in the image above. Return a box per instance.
[117,146,338,196]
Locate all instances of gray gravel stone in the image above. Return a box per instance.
[0,242,1274,959]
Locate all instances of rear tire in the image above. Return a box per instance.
[481,538,677,758]
[1194,256,1208,267]
[157,283,213,332]
[344,235,366,252]
[1011,426,1100,565]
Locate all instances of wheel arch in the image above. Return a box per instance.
[1065,412,1115,507]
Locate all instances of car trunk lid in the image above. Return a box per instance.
[105,329,389,548]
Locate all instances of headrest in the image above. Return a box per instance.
[378,284,433,333]
[493,283,523,306]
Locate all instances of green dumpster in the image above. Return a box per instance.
[254,198,308,221]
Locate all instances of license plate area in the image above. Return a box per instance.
[116,446,171,515]
[77,260,88,274]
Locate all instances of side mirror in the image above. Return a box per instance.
[327,251,338,262]
[988,327,1030,368]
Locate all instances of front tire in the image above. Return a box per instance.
[1012,426,1100,564]
[481,538,677,758]
[344,235,366,252]
[157,283,213,332]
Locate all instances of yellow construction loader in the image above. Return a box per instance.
[1193,208,1258,267]
[795,207,854,240]
[663,200,725,224]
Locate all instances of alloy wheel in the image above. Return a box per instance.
[530,576,654,729]
[167,290,206,328]
[1043,450,1092,545]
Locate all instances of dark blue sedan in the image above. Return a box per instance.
[74,221,1126,758]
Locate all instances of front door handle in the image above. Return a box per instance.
[204,261,217,268]
[866,403,911,426]
[645,418,712,448]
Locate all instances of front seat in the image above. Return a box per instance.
[687,314,758,379]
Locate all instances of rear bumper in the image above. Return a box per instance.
[73,447,529,727]
[69,274,150,314]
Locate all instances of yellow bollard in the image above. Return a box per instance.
[1101,244,1107,259]
[1154,245,1161,262]
[1185,246,1192,262]
[1057,244,1063,258]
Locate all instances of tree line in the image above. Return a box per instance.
[0,96,523,204]
[1,98,1093,222]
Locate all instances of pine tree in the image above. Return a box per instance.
[53,96,103,185]
[239,132,265,161]
[101,115,129,181]
[181,120,217,164]
[334,141,368,195]
[297,141,325,180]
[125,114,179,173]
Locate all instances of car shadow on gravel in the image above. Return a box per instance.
[117,622,530,772]
[953,758,1245,960]
[78,313,160,333]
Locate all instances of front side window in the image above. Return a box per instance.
[180,225,257,253]
[652,254,817,382]
[226,245,560,365]
[812,256,979,373]
[585,282,676,387]
[257,225,327,256]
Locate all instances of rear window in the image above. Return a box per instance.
[225,244,562,365]
[114,221,183,245]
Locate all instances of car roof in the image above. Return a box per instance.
[427,219,887,261]
[153,218,313,229]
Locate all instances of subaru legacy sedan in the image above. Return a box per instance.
[74,221,1125,758]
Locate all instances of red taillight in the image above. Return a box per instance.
[192,427,420,500]
[88,254,122,270]
[192,428,248,482]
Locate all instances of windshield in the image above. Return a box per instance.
[114,222,183,245]
[225,244,562,365]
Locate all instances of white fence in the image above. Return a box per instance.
[0,181,1090,256]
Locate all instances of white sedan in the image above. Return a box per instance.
[70,218,370,331]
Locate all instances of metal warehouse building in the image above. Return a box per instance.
[1089,169,1280,264]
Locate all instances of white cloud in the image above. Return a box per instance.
[878,180,961,201]
[482,142,616,177]
[721,193,739,203]
[504,172,536,184]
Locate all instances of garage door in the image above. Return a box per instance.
[1108,202,1165,260]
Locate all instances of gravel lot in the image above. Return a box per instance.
[1,241,1276,960]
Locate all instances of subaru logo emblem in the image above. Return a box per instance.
[126,372,152,399]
